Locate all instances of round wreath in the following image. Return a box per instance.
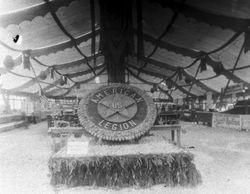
[78,83,157,141]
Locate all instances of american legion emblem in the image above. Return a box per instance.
[78,84,157,141]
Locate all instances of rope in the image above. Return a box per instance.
[77,66,106,84]
[137,10,178,74]
[208,31,244,54]
[126,66,197,97]
[187,64,200,96]
[170,73,179,96]
[31,57,76,83]
[30,63,43,92]
[7,70,71,90]
[228,65,250,71]
[197,74,220,81]
[44,0,96,75]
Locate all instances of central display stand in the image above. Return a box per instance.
[48,84,201,188]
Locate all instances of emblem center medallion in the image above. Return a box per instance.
[97,94,137,123]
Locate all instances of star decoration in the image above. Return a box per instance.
[99,94,135,120]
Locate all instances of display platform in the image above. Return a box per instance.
[48,137,201,188]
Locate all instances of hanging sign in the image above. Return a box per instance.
[78,84,157,141]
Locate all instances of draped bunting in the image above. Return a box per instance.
[64,76,68,85]
[59,77,66,86]
[1,0,250,99]
[6,69,71,90]
[209,60,225,75]
[165,78,173,89]
[0,52,104,94]
[150,84,158,93]
[40,79,62,93]
[76,67,106,84]
[184,77,192,84]
[65,64,105,78]
[142,33,250,88]
[45,67,107,98]
[134,55,218,93]
[22,51,31,70]
[39,71,47,80]
[50,68,54,79]
[44,0,96,75]
[205,56,250,87]
[6,63,105,96]
[199,52,207,73]
[126,65,198,98]
[177,68,183,81]
[0,32,104,93]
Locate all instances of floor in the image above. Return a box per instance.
[0,121,250,194]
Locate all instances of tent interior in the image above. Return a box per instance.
[1,1,250,193]
[1,0,250,115]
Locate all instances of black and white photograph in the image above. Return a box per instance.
[0,0,250,193]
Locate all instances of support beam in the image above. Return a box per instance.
[206,91,213,111]
[99,0,134,83]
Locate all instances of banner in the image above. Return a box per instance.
[212,113,241,130]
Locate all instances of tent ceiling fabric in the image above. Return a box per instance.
[1,0,250,100]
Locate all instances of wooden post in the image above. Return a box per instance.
[99,0,134,83]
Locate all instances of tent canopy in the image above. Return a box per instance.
[1,0,250,100]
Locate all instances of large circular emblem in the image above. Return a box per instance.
[78,84,157,141]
